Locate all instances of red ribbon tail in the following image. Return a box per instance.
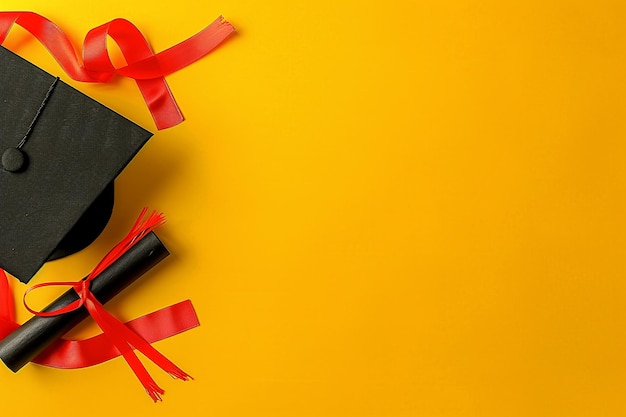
[0,269,14,323]
[84,295,190,401]
[0,269,17,340]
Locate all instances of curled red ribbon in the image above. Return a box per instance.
[0,11,235,129]
[0,209,198,402]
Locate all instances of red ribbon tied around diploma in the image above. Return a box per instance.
[0,11,235,130]
[0,210,199,402]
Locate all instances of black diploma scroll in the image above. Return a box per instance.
[0,232,169,372]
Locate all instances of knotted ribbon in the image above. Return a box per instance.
[0,209,198,401]
[0,11,235,129]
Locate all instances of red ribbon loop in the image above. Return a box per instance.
[23,281,86,317]
[21,209,191,402]
[0,11,235,129]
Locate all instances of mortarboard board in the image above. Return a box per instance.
[0,45,153,283]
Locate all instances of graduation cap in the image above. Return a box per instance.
[0,45,152,283]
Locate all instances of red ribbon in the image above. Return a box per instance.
[0,11,235,129]
[0,209,200,402]
[0,296,199,369]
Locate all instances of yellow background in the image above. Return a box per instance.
[1,0,626,415]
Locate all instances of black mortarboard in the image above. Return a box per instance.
[0,45,153,283]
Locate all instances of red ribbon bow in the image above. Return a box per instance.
[0,11,235,129]
[16,209,192,402]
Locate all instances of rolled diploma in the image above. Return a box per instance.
[0,231,169,372]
